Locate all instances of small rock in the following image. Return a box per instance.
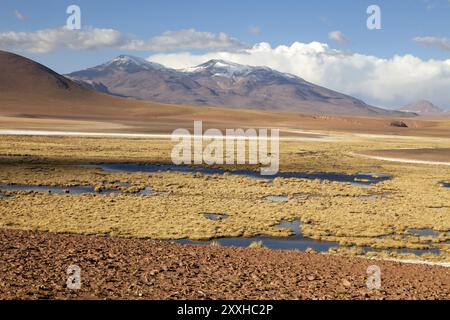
[342,279,351,287]
[390,120,408,128]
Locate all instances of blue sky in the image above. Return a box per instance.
[1,0,449,72]
[1,0,450,108]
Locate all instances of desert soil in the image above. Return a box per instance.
[0,229,448,300]
[361,148,450,163]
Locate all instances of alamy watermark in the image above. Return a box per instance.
[66,5,81,30]
[64,4,381,32]
[67,264,81,290]
[367,5,381,30]
[171,121,279,175]
[366,265,381,291]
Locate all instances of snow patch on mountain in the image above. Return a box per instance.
[180,59,301,81]
[103,55,167,71]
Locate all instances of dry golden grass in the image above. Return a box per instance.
[248,241,265,249]
[0,133,449,262]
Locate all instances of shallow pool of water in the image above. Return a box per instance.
[98,163,391,186]
[264,195,290,202]
[137,187,154,196]
[176,218,443,256]
[0,183,158,196]
[363,246,441,256]
[359,193,389,200]
[204,213,229,221]
[0,184,121,195]
[274,219,301,235]
[408,229,440,237]
[177,219,340,252]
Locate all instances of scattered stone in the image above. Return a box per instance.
[0,225,448,300]
[390,121,408,128]
[342,279,352,287]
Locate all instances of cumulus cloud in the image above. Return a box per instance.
[14,10,27,21]
[148,41,450,108]
[414,36,450,51]
[0,27,248,54]
[124,29,249,52]
[328,31,348,44]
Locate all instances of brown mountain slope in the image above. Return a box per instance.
[0,50,170,120]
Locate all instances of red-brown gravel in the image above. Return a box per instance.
[0,229,448,300]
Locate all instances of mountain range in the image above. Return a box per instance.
[1,50,437,136]
[397,100,446,115]
[0,50,366,131]
[66,55,409,117]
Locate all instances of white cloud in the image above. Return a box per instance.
[0,27,125,53]
[124,29,248,52]
[414,36,450,51]
[14,10,27,21]
[148,41,450,109]
[0,27,247,54]
[328,31,348,44]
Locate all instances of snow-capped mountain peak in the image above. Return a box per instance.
[66,55,410,117]
[103,55,166,71]
[182,59,257,76]
[181,59,300,80]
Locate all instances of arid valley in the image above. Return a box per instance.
[1,2,450,302]
[1,58,450,298]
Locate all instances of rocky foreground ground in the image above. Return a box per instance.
[0,229,448,300]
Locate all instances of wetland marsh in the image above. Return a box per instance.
[0,133,449,263]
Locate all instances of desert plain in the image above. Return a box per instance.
[1,48,450,300]
[0,113,449,300]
